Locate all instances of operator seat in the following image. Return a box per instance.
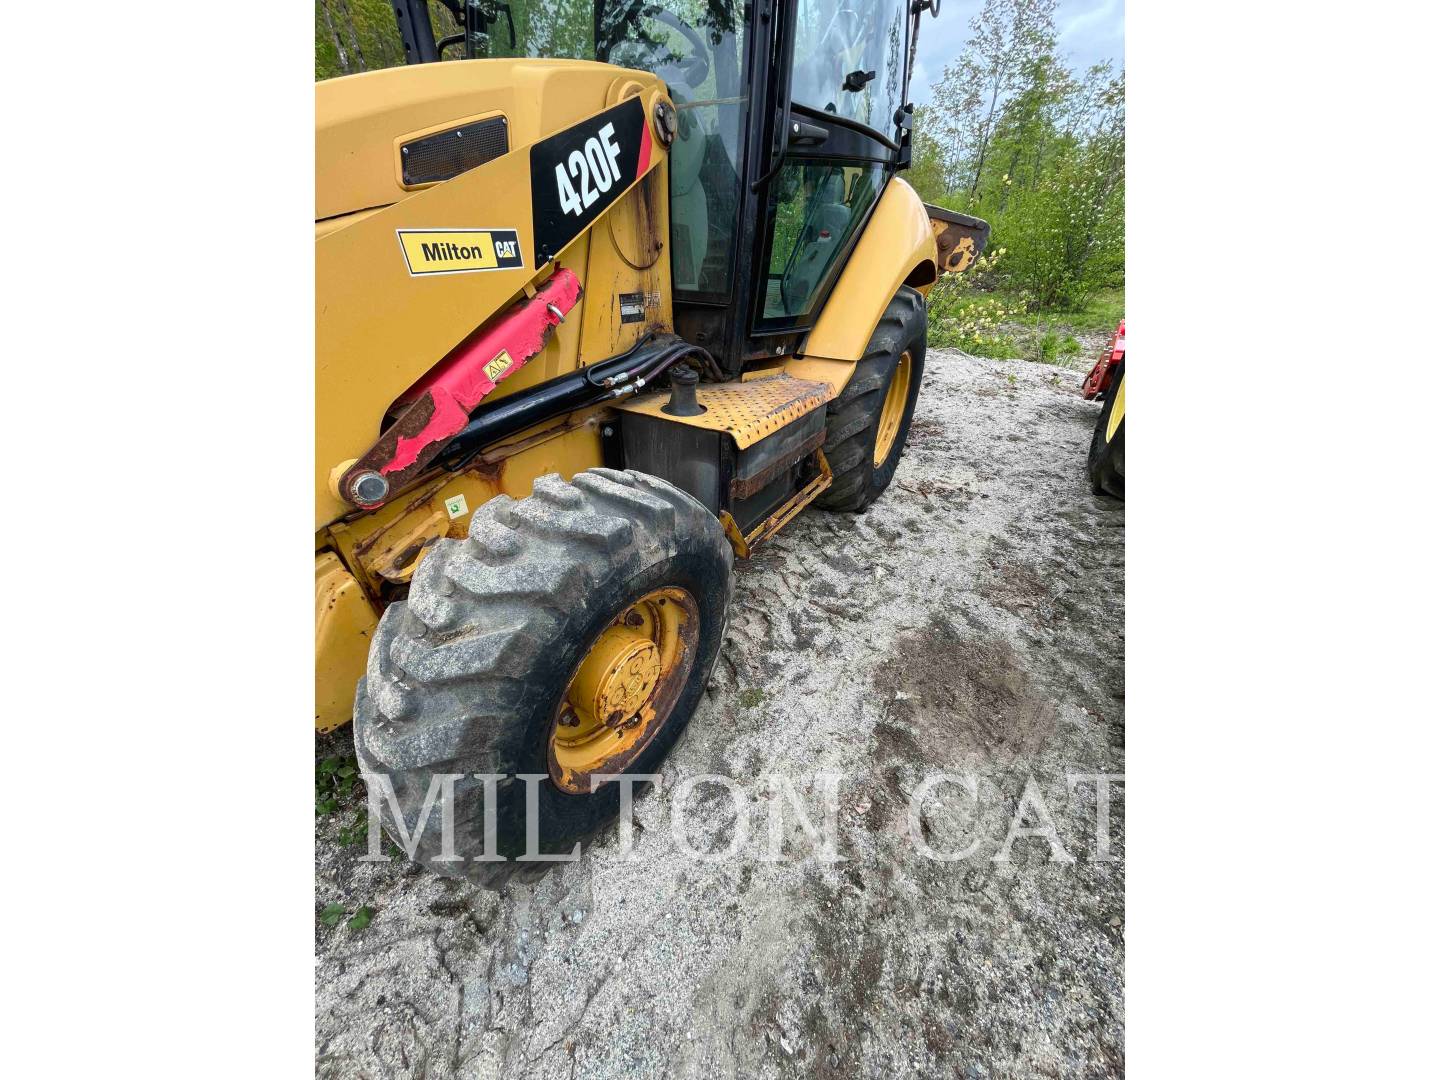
[780,170,849,313]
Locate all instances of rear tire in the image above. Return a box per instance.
[815,286,927,512]
[353,469,732,888]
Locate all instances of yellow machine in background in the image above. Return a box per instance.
[315,0,987,880]
[1083,320,1125,499]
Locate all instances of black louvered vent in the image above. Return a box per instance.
[400,116,509,186]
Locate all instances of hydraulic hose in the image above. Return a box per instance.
[437,336,718,470]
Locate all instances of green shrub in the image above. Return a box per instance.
[1033,329,1084,365]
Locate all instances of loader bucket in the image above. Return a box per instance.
[924,204,992,275]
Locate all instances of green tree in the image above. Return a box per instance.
[999,69,1124,308]
[316,0,407,79]
[913,0,1124,316]
[906,106,952,204]
[982,52,1074,206]
[930,0,1058,199]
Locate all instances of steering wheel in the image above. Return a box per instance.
[650,8,711,92]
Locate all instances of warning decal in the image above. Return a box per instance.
[619,292,646,324]
[483,350,514,381]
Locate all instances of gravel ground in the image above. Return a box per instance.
[315,348,1126,1078]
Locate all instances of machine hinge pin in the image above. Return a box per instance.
[349,470,390,507]
[546,303,565,322]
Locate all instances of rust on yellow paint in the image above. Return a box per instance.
[315,552,379,733]
[323,412,608,601]
[718,511,751,559]
[314,60,679,730]
[577,169,673,366]
[719,449,833,558]
[314,413,607,733]
[549,586,698,793]
[613,372,831,449]
[933,226,977,273]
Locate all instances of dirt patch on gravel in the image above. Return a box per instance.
[315,349,1125,1078]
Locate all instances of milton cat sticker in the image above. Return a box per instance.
[530,97,651,267]
[397,229,523,276]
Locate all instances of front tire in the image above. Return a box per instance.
[353,469,733,887]
[815,286,927,512]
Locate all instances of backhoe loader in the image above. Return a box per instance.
[315,0,989,884]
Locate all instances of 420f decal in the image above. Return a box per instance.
[530,97,652,268]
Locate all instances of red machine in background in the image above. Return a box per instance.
[1082,319,1125,400]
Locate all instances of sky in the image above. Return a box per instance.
[909,0,1125,107]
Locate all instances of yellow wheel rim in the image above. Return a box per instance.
[873,350,913,467]
[548,587,698,794]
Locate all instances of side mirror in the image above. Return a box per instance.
[911,0,941,16]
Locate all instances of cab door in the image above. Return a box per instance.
[749,0,913,338]
[611,0,916,376]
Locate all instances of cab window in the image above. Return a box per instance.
[598,0,749,299]
[789,0,909,136]
[760,161,883,324]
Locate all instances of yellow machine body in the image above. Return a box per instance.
[315,61,674,730]
[1106,373,1126,443]
[801,177,939,364]
[316,61,673,527]
[314,58,948,731]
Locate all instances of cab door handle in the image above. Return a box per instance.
[788,120,829,146]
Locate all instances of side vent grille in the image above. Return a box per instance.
[400,116,509,186]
